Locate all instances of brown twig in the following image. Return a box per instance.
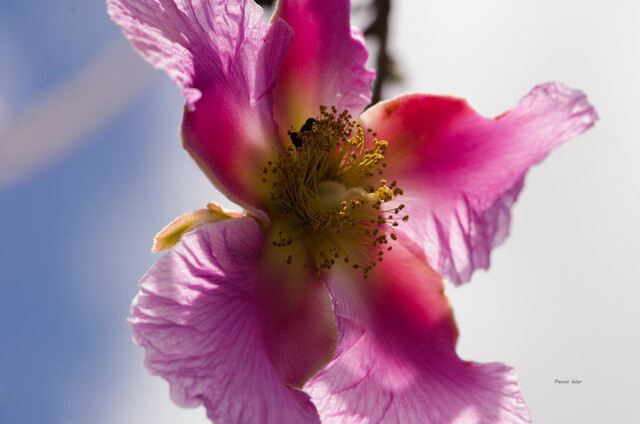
[364,0,393,105]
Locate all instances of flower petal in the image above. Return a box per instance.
[272,0,375,134]
[260,226,338,388]
[305,244,531,423]
[131,217,329,423]
[361,82,597,285]
[108,0,294,210]
[152,202,243,252]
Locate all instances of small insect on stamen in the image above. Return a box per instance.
[289,131,303,148]
[300,118,316,133]
[289,118,317,148]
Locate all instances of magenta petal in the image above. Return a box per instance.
[272,0,375,132]
[131,218,321,423]
[108,0,294,210]
[260,241,338,389]
[361,82,597,285]
[306,245,531,423]
[262,270,338,388]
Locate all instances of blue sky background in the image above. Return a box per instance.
[1,2,149,423]
[1,1,639,423]
[0,1,215,423]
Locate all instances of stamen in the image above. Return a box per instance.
[264,107,408,276]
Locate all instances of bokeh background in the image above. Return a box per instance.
[1,0,638,423]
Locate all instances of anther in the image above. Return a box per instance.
[377,185,393,202]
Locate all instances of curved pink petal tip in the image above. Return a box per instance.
[362,82,597,285]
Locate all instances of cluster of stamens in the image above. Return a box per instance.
[262,106,408,278]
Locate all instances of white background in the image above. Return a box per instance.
[388,1,639,423]
[101,1,640,423]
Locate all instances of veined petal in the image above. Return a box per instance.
[305,244,531,423]
[108,0,294,210]
[132,218,330,423]
[361,82,597,285]
[272,0,375,135]
[107,0,292,109]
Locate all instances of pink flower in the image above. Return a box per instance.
[108,0,596,422]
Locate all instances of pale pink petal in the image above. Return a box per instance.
[305,245,531,423]
[107,0,291,109]
[108,0,294,210]
[131,217,334,423]
[272,0,375,134]
[361,82,597,285]
[152,202,244,252]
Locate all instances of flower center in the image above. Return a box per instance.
[263,106,407,277]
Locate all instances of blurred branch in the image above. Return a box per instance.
[364,0,393,105]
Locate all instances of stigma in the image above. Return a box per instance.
[263,106,407,277]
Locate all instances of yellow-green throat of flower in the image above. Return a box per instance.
[263,106,408,277]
